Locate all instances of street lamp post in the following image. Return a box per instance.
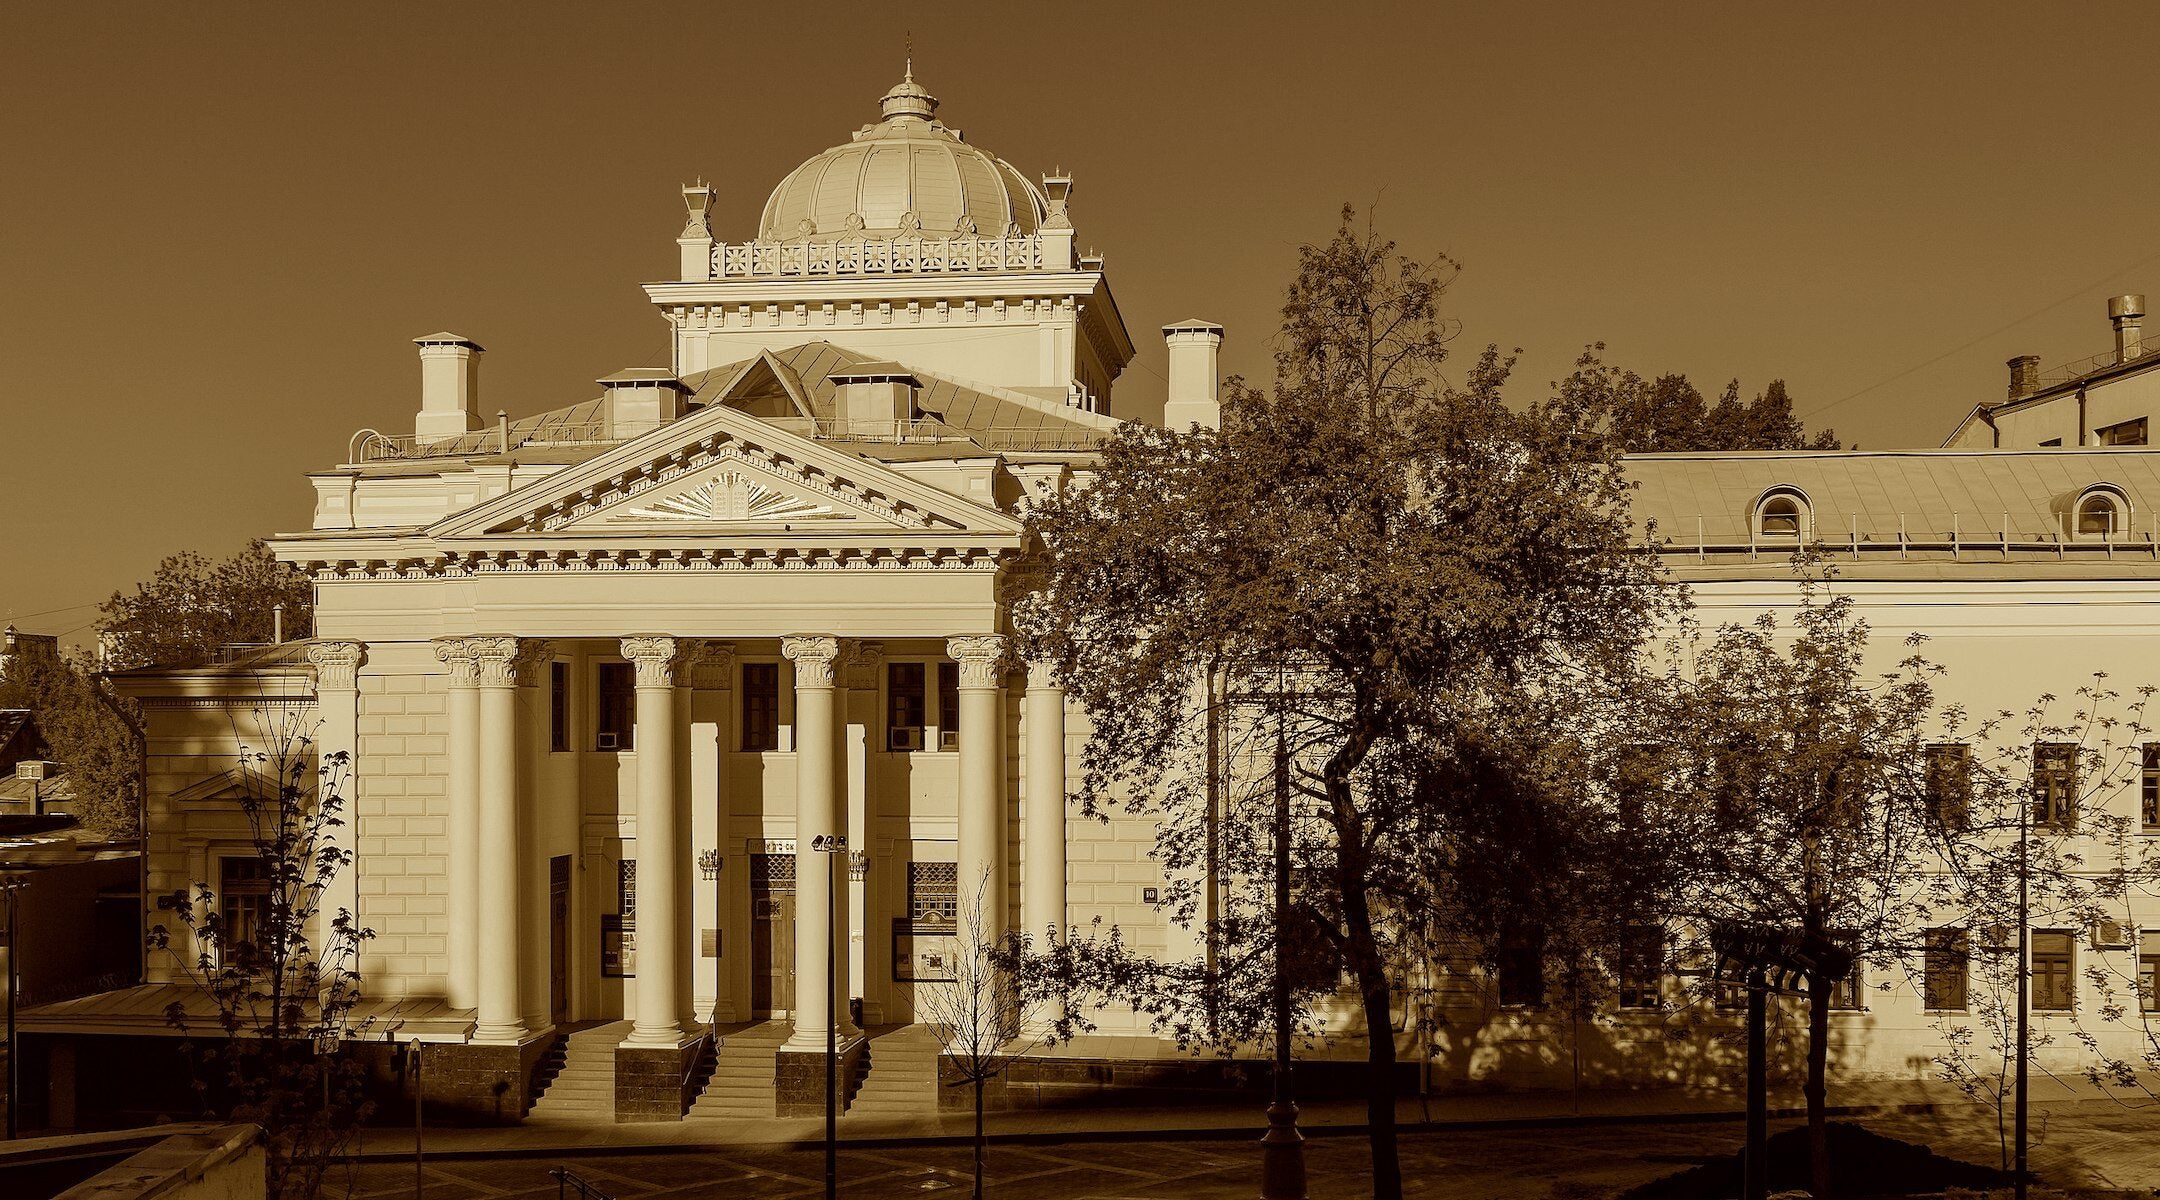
[1259,721,1307,1200]
[810,833,847,1200]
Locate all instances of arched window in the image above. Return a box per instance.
[1755,489,1809,540]
[2074,486,2129,539]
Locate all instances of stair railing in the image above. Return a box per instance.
[549,1167,615,1200]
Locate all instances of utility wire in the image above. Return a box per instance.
[2,600,102,623]
[1800,246,2160,421]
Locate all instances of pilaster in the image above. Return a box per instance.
[306,640,366,982]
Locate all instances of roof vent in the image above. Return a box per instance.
[2111,294,2146,363]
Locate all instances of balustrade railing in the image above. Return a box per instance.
[348,414,1103,464]
[710,234,1048,278]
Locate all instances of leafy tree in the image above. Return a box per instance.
[1665,567,1943,1198]
[147,704,374,1200]
[99,539,313,671]
[1610,372,1841,452]
[1013,206,1676,1199]
[0,646,142,841]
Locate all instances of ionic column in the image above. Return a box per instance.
[306,640,366,972]
[782,635,852,1049]
[433,638,481,1010]
[622,636,695,1046]
[948,635,1009,948]
[470,636,533,1044]
[1022,659,1067,943]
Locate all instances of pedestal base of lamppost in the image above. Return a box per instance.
[776,1037,868,1117]
[1259,1098,1308,1200]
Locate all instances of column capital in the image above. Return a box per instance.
[433,637,480,687]
[843,641,885,690]
[512,639,553,688]
[945,635,1009,689]
[470,636,540,688]
[690,640,736,691]
[781,635,853,689]
[620,635,691,688]
[1025,658,1063,691]
[306,640,367,692]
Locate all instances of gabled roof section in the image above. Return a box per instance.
[168,767,277,806]
[430,397,1024,540]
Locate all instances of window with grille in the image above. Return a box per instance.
[888,662,926,751]
[1923,928,1968,1011]
[596,662,635,751]
[1925,744,1971,830]
[2033,744,2077,830]
[937,661,960,742]
[2143,744,2160,830]
[907,861,958,931]
[1616,925,1664,1009]
[218,856,273,961]
[2032,930,2075,1011]
[750,853,796,894]
[742,662,780,751]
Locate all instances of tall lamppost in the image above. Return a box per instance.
[810,833,847,1200]
[1259,714,1307,1200]
[2,870,32,1140]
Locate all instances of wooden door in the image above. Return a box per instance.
[750,853,796,1017]
[548,855,571,1025]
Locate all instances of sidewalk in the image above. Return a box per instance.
[347,1076,2093,1161]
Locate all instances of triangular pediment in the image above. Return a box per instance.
[430,399,1021,541]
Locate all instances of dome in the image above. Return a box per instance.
[758,72,1049,243]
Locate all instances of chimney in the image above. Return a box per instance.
[829,363,920,435]
[2112,294,2146,363]
[414,333,483,443]
[2007,354,2042,401]
[1161,320,1226,430]
[598,369,691,440]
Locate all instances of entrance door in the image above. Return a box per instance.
[750,853,796,1017]
[548,855,571,1025]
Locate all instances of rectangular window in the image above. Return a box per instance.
[2033,743,2077,830]
[218,856,273,961]
[906,861,959,930]
[550,662,569,753]
[2040,438,2064,447]
[596,662,635,751]
[887,662,926,751]
[1827,932,1864,1010]
[1616,925,1664,1009]
[2032,930,2075,1011]
[2143,744,2160,829]
[2100,417,2149,447]
[1495,931,1545,1008]
[1923,927,1969,1011]
[2141,932,2160,1012]
[1925,744,1971,830]
[741,662,780,751]
[937,661,960,750]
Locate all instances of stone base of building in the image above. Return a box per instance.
[775,1036,868,1118]
[420,1030,559,1125]
[614,1034,706,1122]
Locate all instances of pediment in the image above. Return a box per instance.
[430,400,1021,540]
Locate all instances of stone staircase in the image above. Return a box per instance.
[686,1020,792,1120]
[845,1025,942,1122]
[523,1021,631,1125]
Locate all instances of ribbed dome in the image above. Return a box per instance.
[758,73,1049,243]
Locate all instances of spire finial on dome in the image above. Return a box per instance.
[904,31,913,81]
[880,40,937,122]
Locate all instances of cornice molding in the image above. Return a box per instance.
[292,545,1016,582]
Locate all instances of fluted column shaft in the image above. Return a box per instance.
[783,635,851,1049]
[949,636,1009,949]
[471,637,534,1043]
[434,639,481,1010]
[624,635,695,1046]
[1022,659,1067,943]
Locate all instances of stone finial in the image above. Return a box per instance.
[306,640,367,692]
[945,635,1009,689]
[681,179,714,239]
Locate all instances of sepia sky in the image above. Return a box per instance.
[7,2,2160,637]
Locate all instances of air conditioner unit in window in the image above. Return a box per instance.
[596,731,620,751]
[2096,920,2132,949]
[938,729,959,752]
[889,726,924,752]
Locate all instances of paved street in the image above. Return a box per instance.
[329,1108,2160,1200]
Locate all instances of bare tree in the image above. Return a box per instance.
[918,868,1046,1200]
[147,701,376,1200]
